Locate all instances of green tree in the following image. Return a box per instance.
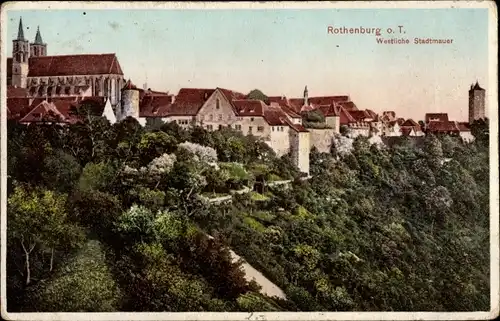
[247,89,269,104]
[8,185,84,285]
[26,240,122,311]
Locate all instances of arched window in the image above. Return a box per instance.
[216,98,220,109]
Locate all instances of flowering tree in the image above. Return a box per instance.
[178,141,218,164]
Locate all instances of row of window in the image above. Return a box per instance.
[272,126,285,132]
[202,124,266,133]
[199,114,252,122]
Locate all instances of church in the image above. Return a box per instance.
[7,18,125,107]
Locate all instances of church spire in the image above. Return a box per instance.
[34,26,43,44]
[17,17,25,41]
[303,85,309,106]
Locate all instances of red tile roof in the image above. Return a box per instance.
[7,86,28,97]
[427,120,459,133]
[7,98,32,120]
[457,122,471,132]
[233,99,265,116]
[338,101,358,111]
[139,95,173,117]
[316,104,340,117]
[401,118,418,127]
[338,106,356,125]
[8,54,124,78]
[425,113,449,123]
[167,88,215,116]
[349,110,372,121]
[267,96,290,107]
[310,96,349,105]
[19,101,69,124]
[366,109,377,119]
[263,106,290,126]
[218,88,246,101]
[14,96,108,124]
[279,104,302,119]
[123,79,138,90]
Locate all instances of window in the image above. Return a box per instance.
[207,125,213,131]
[257,126,264,132]
[199,115,205,121]
[249,126,253,133]
[218,114,223,121]
[235,125,242,131]
[227,124,231,129]
[218,124,223,130]
[250,117,254,122]
[272,127,275,132]
[209,114,213,121]
[216,99,220,109]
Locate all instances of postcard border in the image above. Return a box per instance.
[1,1,498,320]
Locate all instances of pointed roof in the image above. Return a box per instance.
[122,79,138,90]
[17,17,25,41]
[34,26,44,44]
[473,81,485,91]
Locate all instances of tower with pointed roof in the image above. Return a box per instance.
[120,79,140,121]
[30,26,47,57]
[303,86,309,106]
[468,80,486,124]
[12,17,30,88]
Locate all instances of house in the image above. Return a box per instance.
[400,119,424,136]
[118,82,311,175]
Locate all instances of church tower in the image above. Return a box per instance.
[303,85,309,106]
[30,26,47,57]
[12,17,29,88]
[468,81,486,124]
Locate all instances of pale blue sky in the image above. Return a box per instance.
[5,8,490,121]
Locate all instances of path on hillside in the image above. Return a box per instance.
[206,235,287,300]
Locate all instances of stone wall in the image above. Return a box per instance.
[307,128,337,153]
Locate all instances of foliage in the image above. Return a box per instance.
[302,110,325,123]
[25,240,122,311]
[6,118,490,312]
[247,89,269,104]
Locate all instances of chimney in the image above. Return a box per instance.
[171,95,176,104]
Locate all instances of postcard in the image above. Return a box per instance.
[0,1,498,321]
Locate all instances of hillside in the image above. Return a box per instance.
[6,116,490,312]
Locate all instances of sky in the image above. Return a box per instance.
[4,6,491,121]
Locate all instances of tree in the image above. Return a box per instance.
[8,185,84,285]
[41,149,82,193]
[302,110,325,123]
[137,131,178,166]
[247,89,269,104]
[25,240,122,311]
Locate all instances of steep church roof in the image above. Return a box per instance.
[33,26,44,44]
[17,18,25,41]
[6,53,124,78]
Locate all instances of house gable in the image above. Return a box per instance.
[197,88,238,124]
